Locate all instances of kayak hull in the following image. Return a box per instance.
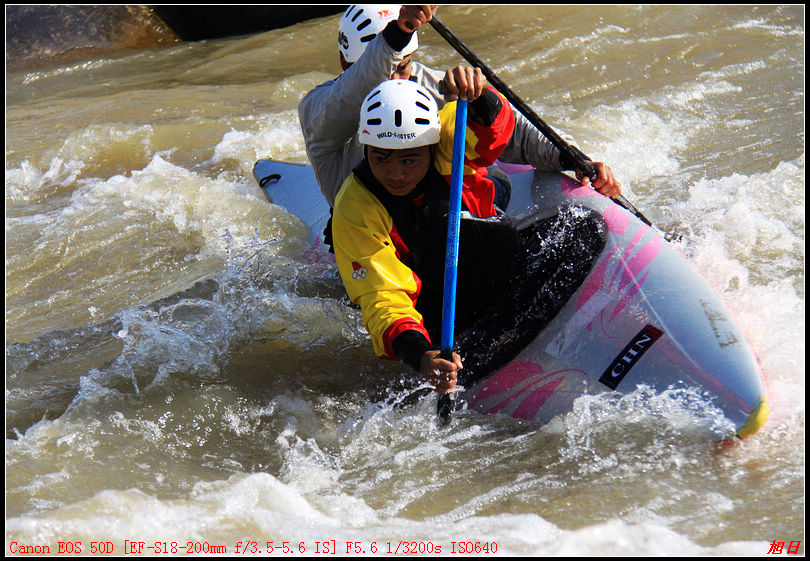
[252,159,768,439]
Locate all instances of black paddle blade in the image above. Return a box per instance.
[436,347,456,423]
[437,393,455,424]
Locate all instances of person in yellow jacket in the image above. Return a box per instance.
[332,73,519,395]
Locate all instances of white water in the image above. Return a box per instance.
[6,5,804,556]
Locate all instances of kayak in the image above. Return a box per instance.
[253,158,769,440]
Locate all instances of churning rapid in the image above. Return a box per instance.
[5,5,804,556]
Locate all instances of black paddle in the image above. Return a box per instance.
[428,15,662,232]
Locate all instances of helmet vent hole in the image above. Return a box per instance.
[357,18,372,31]
[415,118,430,125]
[367,118,382,125]
[367,101,381,111]
[394,110,402,127]
[415,101,429,111]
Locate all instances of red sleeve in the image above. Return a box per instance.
[436,87,515,218]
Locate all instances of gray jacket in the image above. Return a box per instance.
[298,30,575,207]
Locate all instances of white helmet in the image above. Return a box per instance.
[358,79,441,149]
[338,5,418,63]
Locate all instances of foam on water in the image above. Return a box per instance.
[5,382,779,555]
[4,473,771,555]
[659,153,805,436]
[5,5,804,555]
[5,144,315,339]
[5,158,86,203]
[20,57,118,86]
[210,109,308,178]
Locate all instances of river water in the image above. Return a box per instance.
[5,5,804,556]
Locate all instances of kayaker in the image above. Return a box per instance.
[298,4,622,219]
[331,78,519,394]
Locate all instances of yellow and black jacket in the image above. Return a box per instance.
[333,87,517,370]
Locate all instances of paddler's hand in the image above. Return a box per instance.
[440,65,487,102]
[420,350,462,394]
[576,161,622,199]
[398,5,438,33]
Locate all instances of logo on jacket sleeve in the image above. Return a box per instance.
[351,261,368,280]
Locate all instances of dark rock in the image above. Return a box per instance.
[6,5,344,71]
[150,5,344,41]
[6,5,179,70]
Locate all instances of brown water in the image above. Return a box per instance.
[5,5,804,556]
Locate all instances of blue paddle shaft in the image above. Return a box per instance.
[441,99,468,358]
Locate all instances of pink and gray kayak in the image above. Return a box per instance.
[253,159,769,440]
